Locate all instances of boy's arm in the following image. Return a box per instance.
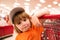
[31,16,42,27]
[31,16,44,33]
[31,10,50,27]
[34,10,50,17]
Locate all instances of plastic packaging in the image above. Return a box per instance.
[39,14,60,40]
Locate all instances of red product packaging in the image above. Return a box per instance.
[0,25,14,39]
[39,14,60,40]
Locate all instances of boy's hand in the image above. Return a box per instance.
[31,16,42,27]
[34,9,50,17]
[31,10,50,27]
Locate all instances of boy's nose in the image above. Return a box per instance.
[23,23,28,27]
[22,22,27,26]
[23,23,28,26]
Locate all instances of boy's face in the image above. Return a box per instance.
[15,18,31,32]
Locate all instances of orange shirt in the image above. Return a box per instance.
[16,25,44,40]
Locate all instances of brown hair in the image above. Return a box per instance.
[13,11,31,33]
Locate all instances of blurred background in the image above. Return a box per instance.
[0,0,60,40]
[0,0,60,16]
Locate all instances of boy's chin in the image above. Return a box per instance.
[22,28,30,32]
[22,30,28,32]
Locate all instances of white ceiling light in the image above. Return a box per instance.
[25,0,30,2]
[24,2,30,5]
[40,0,45,3]
[24,5,29,8]
[0,14,6,18]
[41,7,48,11]
[13,2,20,7]
[37,3,41,7]
[0,4,6,7]
[44,7,48,9]
[53,1,58,4]
[5,7,10,9]
[58,3,60,6]
[24,5,30,13]
[5,7,11,11]
[0,4,11,14]
[35,6,40,9]
[49,8,60,15]
[47,5,52,7]
[0,4,10,10]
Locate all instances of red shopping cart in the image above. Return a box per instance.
[0,25,14,39]
[39,14,60,40]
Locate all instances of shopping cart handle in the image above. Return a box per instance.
[39,14,60,19]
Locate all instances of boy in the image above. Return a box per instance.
[9,7,50,40]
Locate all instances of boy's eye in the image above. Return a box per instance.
[23,19,26,21]
[18,22,21,24]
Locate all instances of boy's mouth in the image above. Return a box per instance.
[22,24,30,29]
[22,26,30,32]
